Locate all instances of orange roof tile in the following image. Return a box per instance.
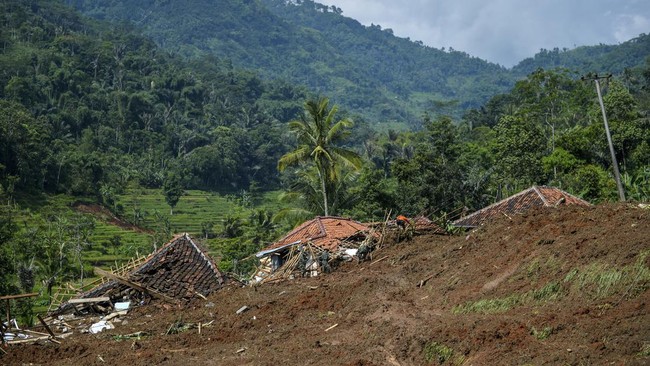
[261,216,372,253]
[453,186,591,228]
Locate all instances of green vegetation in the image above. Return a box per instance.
[563,250,650,299]
[278,97,362,216]
[455,251,650,314]
[530,326,554,340]
[423,341,464,365]
[0,0,649,320]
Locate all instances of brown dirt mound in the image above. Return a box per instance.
[3,203,649,365]
[72,201,152,234]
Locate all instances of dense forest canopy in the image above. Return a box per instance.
[65,0,650,125]
[0,0,648,312]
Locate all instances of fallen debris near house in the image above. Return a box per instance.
[252,217,382,284]
[50,233,224,318]
[453,185,591,228]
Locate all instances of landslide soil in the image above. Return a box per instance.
[3,203,649,366]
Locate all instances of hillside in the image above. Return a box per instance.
[68,0,515,123]
[513,35,650,76]
[68,0,650,124]
[4,203,648,365]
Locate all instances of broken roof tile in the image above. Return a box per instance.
[260,216,373,254]
[453,186,591,228]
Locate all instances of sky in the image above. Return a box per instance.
[323,0,650,67]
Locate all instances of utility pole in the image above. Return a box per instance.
[582,74,626,202]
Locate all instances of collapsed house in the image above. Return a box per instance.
[409,216,445,233]
[50,233,224,317]
[452,185,592,229]
[253,216,379,283]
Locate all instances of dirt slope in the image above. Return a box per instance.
[3,203,649,366]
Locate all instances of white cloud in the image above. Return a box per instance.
[323,0,650,67]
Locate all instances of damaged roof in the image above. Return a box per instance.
[53,234,223,313]
[453,186,591,228]
[259,216,372,255]
[411,216,445,233]
[128,233,224,298]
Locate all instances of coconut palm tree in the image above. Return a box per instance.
[278,97,362,216]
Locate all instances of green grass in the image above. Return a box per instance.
[530,326,554,340]
[454,251,650,314]
[423,341,464,365]
[564,250,650,300]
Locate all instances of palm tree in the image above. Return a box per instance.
[278,97,362,216]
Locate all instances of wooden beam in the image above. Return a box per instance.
[0,293,39,301]
[67,297,111,304]
[36,314,56,339]
[93,268,178,304]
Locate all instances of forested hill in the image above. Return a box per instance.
[67,0,650,125]
[67,0,515,124]
[0,0,310,196]
[513,34,650,76]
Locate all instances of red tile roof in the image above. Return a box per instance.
[261,216,372,253]
[411,216,445,233]
[453,186,591,228]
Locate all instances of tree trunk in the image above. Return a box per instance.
[319,169,328,216]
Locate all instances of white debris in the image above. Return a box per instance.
[89,320,115,334]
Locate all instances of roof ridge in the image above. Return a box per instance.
[532,185,549,206]
[454,186,537,223]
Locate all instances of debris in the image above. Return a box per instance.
[103,311,127,321]
[114,301,131,311]
[344,248,358,256]
[89,320,114,334]
[236,306,249,314]
[235,347,247,353]
[166,319,194,335]
[67,297,111,304]
[369,255,388,266]
[324,323,338,332]
[417,271,441,288]
[94,267,178,305]
[205,302,215,308]
[36,314,57,340]
[113,331,147,341]
[203,320,215,327]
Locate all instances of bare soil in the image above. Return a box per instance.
[3,203,649,366]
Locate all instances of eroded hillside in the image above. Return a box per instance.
[3,203,649,365]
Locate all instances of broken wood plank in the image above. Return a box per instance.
[94,267,178,304]
[417,271,441,288]
[103,310,127,321]
[324,323,338,332]
[6,335,51,344]
[36,314,56,339]
[369,256,388,266]
[67,297,111,304]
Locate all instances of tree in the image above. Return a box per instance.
[494,115,547,192]
[278,97,362,216]
[162,173,184,215]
